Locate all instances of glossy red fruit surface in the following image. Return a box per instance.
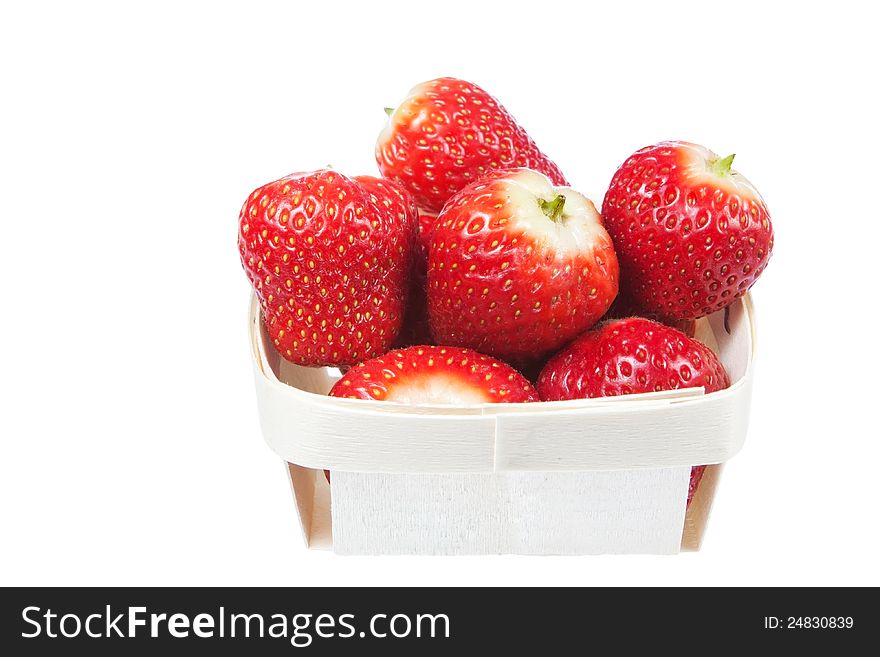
[239,169,416,366]
[428,168,618,362]
[604,291,696,338]
[377,77,568,214]
[329,345,538,404]
[537,317,729,399]
[602,141,773,321]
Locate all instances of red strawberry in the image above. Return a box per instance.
[376,77,568,214]
[393,208,437,348]
[428,168,619,362]
[602,141,773,321]
[329,345,538,403]
[536,317,730,505]
[238,169,416,367]
[537,316,729,399]
[604,291,696,338]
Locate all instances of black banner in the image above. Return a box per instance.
[0,587,869,653]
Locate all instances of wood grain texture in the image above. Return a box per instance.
[681,464,723,551]
[330,469,690,555]
[286,463,331,550]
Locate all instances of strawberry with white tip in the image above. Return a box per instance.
[602,141,773,321]
[329,345,538,404]
[377,77,568,214]
[428,168,619,362]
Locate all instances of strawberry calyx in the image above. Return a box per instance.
[384,107,394,116]
[539,194,566,222]
[709,153,736,177]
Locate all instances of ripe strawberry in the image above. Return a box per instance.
[428,168,619,362]
[537,316,729,399]
[393,208,437,348]
[238,169,416,367]
[536,317,730,505]
[329,345,538,403]
[602,141,774,321]
[376,77,568,214]
[604,291,696,338]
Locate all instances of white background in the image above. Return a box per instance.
[1,1,878,586]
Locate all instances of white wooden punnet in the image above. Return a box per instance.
[249,294,756,554]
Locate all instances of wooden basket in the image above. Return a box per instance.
[249,295,755,555]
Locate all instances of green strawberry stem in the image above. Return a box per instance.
[384,107,394,116]
[539,194,566,222]
[710,153,736,176]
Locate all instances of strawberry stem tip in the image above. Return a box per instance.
[384,107,394,116]
[710,153,736,177]
[539,194,567,222]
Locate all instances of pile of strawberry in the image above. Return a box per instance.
[239,78,774,503]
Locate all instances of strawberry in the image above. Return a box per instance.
[602,141,774,321]
[393,208,437,348]
[604,291,696,338]
[536,317,730,505]
[238,169,416,367]
[329,345,538,403]
[536,316,729,399]
[376,77,569,214]
[427,168,619,362]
